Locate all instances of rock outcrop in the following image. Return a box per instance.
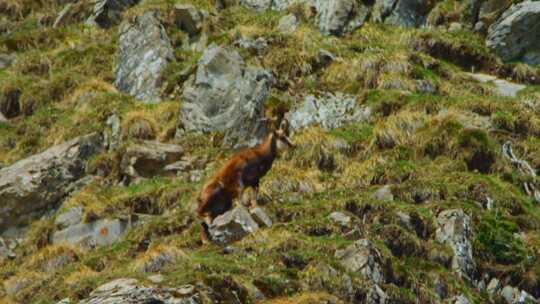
[120,141,184,181]
[315,0,369,36]
[114,11,174,103]
[52,218,130,249]
[278,14,300,32]
[77,278,200,304]
[287,92,372,131]
[373,0,430,27]
[178,44,274,147]
[87,0,140,28]
[208,206,262,244]
[240,0,304,11]
[435,209,476,282]
[486,1,540,65]
[335,239,386,284]
[467,73,526,97]
[0,133,103,232]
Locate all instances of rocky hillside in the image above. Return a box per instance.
[1,0,540,303]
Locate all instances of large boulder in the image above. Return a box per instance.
[178,44,274,148]
[239,0,306,11]
[52,218,130,249]
[208,206,261,244]
[335,239,387,284]
[87,0,140,28]
[315,0,369,36]
[120,141,184,181]
[373,0,430,27]
[287,92,372,131]
[78,278,200,304]
[114,11,174,103]
[486,1,540,65]
[0,133,103,232]
[435,209,476,282]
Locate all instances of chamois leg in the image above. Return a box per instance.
[236,178,246,208]
[200,215,213,244]
[250,186,259,209]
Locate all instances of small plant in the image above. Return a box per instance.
[475,211,528,264]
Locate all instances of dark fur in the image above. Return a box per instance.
[196,128,292,242]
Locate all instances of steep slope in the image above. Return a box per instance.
[1,0,540,303]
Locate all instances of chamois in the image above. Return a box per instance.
[197,119,294,243]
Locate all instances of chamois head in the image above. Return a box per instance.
[262,116,295,149]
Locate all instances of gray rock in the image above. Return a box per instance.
[0,111,7,123]
[56,298,71,304]
[0,133,103,232]
[452,294,471,304]
[372,185,394,201]
[137,250,177,273]
[287,92,372,131]
[52,218,130,249]
[278,13,299,32]
[474,21,486,33]
[315,49,336,69]
[335,239,386,284]
[501,285,518,303]
[173,4,208,37]
[250,207,273,228]
[373,0,429,27]
[435,209,476,282]
[163,155,207,175]
[78,278,200,304]
[233,37,268,54]
[240,0,272,11]
[105,114,121,149]
[208,206,260,244]
[396,211,413,231]
[178,44,274,148]
[315,0,369,36]
[120,141,184,180]
[366,284,388,304]
[239,0,306,11]
[487,1,540,64]
[55,206,85,230]
[147,274,164,283]
[0,237,15,262]
[487,278,500,295]
[87,0,140,28]
[0,53,15,69]
[467,73,526,97]
[115,11,174,103]
[329,211,351,226]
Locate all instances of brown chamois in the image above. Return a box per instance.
[196,119,294,243]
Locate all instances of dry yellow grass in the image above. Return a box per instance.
[263,292,343,304]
